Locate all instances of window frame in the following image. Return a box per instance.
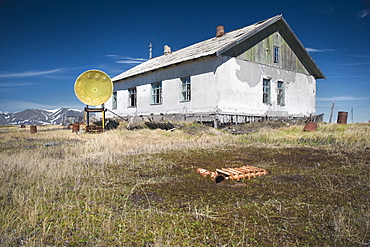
[128,87,137,108]
[277,81,285,106]
[180,76,191,102]
[263,78,271,104]
[112,91,117,110]
[150,82,162,105]
[273,45,279,63]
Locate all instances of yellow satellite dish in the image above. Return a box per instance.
[74,70,113,106]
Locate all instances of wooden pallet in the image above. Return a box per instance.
[196,165,268,183]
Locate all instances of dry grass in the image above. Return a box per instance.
[0,122,369,246]
[242,122,370,151]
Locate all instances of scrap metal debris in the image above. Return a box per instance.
[196,165,268,183]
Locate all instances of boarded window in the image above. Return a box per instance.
[263,78,271,104]
[273,46,279,63]
[180,76,191,102]
[112,92,117,109]
[151,82,162,105]
[277,81,285,106]
[128,87,137,107]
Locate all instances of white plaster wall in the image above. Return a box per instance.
[216,57,316,117]
[106,55,316,119]
[107,56,223,117]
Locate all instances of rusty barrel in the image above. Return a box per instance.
[72,123,80,133]
[303,122,317,131]
[337,111,348,124]
[30,125,37,134]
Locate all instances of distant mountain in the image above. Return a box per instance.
[0,108,84,125]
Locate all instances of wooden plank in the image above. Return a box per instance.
[237,167,254,172]
[216,169,233,176]
[224,168,244,174]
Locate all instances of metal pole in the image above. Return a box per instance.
[149,42,152,59]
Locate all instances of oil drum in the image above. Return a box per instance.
[303,122,317,131]
[337,111,348,124]
[30,125,37,134]
[72,123,80,133]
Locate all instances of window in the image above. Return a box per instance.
[277,81,285,106]
[273,45,279,63]
[180,76,191,102]
[112,92,117,109]
[263,79,271,104]
[151,82,162,104]
[128,87,137,107]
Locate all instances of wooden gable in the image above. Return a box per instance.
[239,30,309,74]
[219,17,325,79]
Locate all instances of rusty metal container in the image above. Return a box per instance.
[72,123,80,133]
[337,111,348,124]
[30,125,37,134]
[303,122,317,131]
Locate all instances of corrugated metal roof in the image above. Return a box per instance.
[112,15,325,81]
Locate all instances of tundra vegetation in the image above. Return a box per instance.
[0,122,369,246]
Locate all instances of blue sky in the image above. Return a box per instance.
[0,0,369,122]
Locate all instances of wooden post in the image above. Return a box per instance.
[214,116,219,128]
[329,102,335,123]
[102,108,105,131]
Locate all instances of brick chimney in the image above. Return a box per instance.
[216,25,224,37]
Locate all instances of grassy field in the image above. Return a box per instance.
[0,122,369,246]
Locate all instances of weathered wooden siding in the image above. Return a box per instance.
[238,31,308,75]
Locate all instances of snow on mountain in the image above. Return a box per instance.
[0,108,84,125]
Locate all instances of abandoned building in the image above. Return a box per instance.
[106,15,325,125]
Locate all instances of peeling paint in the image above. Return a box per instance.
[236,59,261,87]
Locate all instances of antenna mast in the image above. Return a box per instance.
[149,39,154,59]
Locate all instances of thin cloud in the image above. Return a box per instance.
[0,82,40,92]
[116,60,145,64]
[0,82,38,87]
[350,54,370,58]
[317,96,370,102]
[306,48,335,53]
[342,61,370,66]
[0,99,85,113]
[0,69,62,78]
[0,99,53,112]
[106,55,147,64]
[357,8,370,18]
